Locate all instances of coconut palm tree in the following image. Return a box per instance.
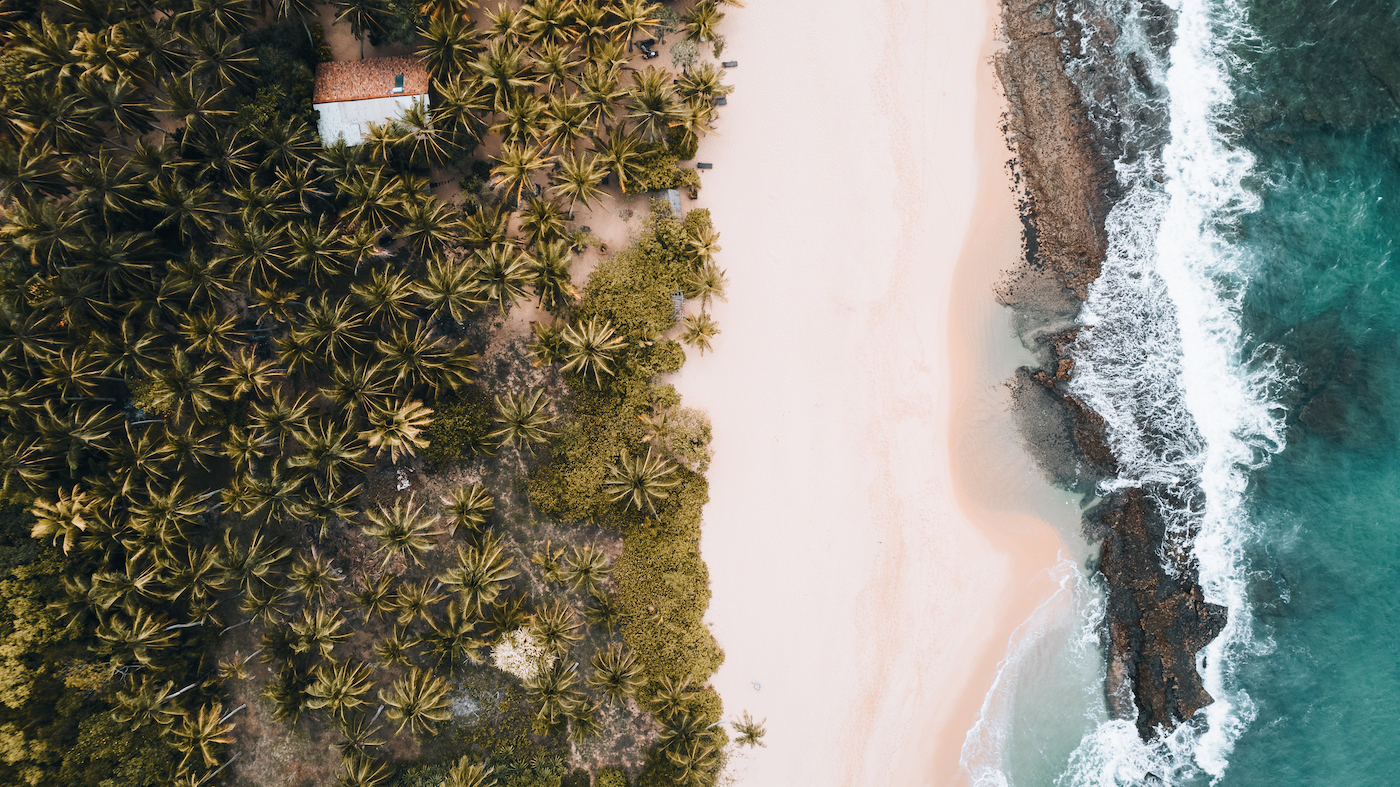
[681,0,724,43]
[334,712,387,757]
[363,497,441,568]
[549,150,606,211]
[287,547,344,605]
[732,710,767,747]
[473,37,536,113]
[419,14,478,80]
[522,661,582,732]
[627,66,679,143]
[30,486,93,555]
[567,698,601,743]
[559,316,626,387]
[604,447,681,513]
[423,600,483,669]
[441,482,494,537]
[416,256,483,326]
[667,736,721,787]
[289,417,368,487]
[589,125,646,193]
[338,752,394,787]
[352,267,418,327]
[681,312,720,355]
[533,41,580,93]
[395,578,446,625]
[112,676,192,731]
[584,588,620,634]
[360,399,434,463]
[380,667,453,736]
[439,535,519,616]
[683,261,728,308]
[445,756,496,787]
[528,599,583,655]
[657,710,707,753]
[333,0,379,59]
[611,0,661,44]
[559,544,610,595]
[397,194,460,258]
[291,605,352,658]
[352,573,396,622]
[527,239,577,314]
[490,142,551,206]
[488,387,557,450]
[587,644,643,704]
[250,387,313,450]
[675,61,733,102]
[517,196,566,246]
[216,528,292,595]
[170,703,238,769]
[373,625,419,667]
[647,675,698,719]
[490,90,546,144]
[472,243,533,314]
[307,658,377,721]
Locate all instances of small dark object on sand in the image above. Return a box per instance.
[715,97,728,106]
[722,60,738,68]
[696,163,713,170]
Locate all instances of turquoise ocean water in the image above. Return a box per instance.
[965,1,1400,784]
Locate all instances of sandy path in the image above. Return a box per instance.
[669,0,1070,784]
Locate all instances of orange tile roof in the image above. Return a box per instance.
[313,57,430,104]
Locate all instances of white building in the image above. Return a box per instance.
[313,57,430,145]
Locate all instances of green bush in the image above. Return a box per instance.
[595,767,627,787]
[632,147,701,192]
[424,385,495,464]
[369,0,425,47]
[234,24,319,131]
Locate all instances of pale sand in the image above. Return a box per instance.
[669,0,1076,784]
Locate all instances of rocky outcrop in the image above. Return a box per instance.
[995,0,1118,299]
[997,0,1226,742]
[1099,489,1228,737]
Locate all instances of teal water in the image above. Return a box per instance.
[1212,2,1400,782]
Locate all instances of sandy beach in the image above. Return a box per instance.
[669,0,1072,783]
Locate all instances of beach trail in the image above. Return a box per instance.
[670,0,1068,783]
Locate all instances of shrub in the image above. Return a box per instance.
[424,385,494,464]
[670,39,698,70]
[234,24,319,131]
[595,767,627,787]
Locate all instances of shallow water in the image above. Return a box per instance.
[967,0,1400,784]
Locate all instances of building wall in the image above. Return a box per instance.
[314,94,427,146]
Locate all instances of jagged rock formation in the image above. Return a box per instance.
[996,0,1228,742]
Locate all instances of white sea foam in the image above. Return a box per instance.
[963,0,1287,784]
[1056,0,1286,783]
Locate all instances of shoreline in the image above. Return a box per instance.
[674,0,1069,783]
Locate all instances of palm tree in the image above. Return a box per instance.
[627,66,679,143]
[559,544,610,595]
[528,599,583,655]
[290,417,368,486]
[686,223,722,263]
[681,312,720,355]
[533,42,580,94]
[472,38,537,113]
[445,756,497,787]
[567,698,601,743]
[333,0,379,59]
[439,535,519,616]
[441,483,494,537]
[490,91,546,144]
[683,261,728,308]
[395,578,446,625]
[488,388,557,450]
[360,399,434,463]
[216,528,292,595]
[575,62,626,133]
[587,644,643,704]
[373,625,419,666]
[681,0,724,43]
[647,675,698,719]
[423,600,483,669]
[517,196,566,246]
[657,710,707,753]
[149,350,226,421]
[590,125,646,193]
[397,194,460,258]
[322,360,393,419]
[604,447,681,513]
[250,388,313,450]
[611,0,661,45]
[351,572,397,622]
[522,661,582,732]
[307,659,377,721]
[490,142,551,206]
[559,316,626,387]
[363,497,441,568]
[170,703,238,769]
[287,547,344,605]
[472,243,533,314]
[334,712,386,756]
[30,486,93,555]
[528,239,577,313]
[676,61,733,102]
[379,667,453,736]
[667,736,721,787]
[732,710,767,747]
[549,150,606,211]
[419,14,478,80]
[291,605,352,657]
[416,256,483,326]
[338,752,394,787]
[584,588,620,634]
[112,676,191,730]
[352,267,418,327]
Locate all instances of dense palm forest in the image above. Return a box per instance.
[0,0,759,784]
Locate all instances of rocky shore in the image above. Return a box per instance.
[995,0,1228,741]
